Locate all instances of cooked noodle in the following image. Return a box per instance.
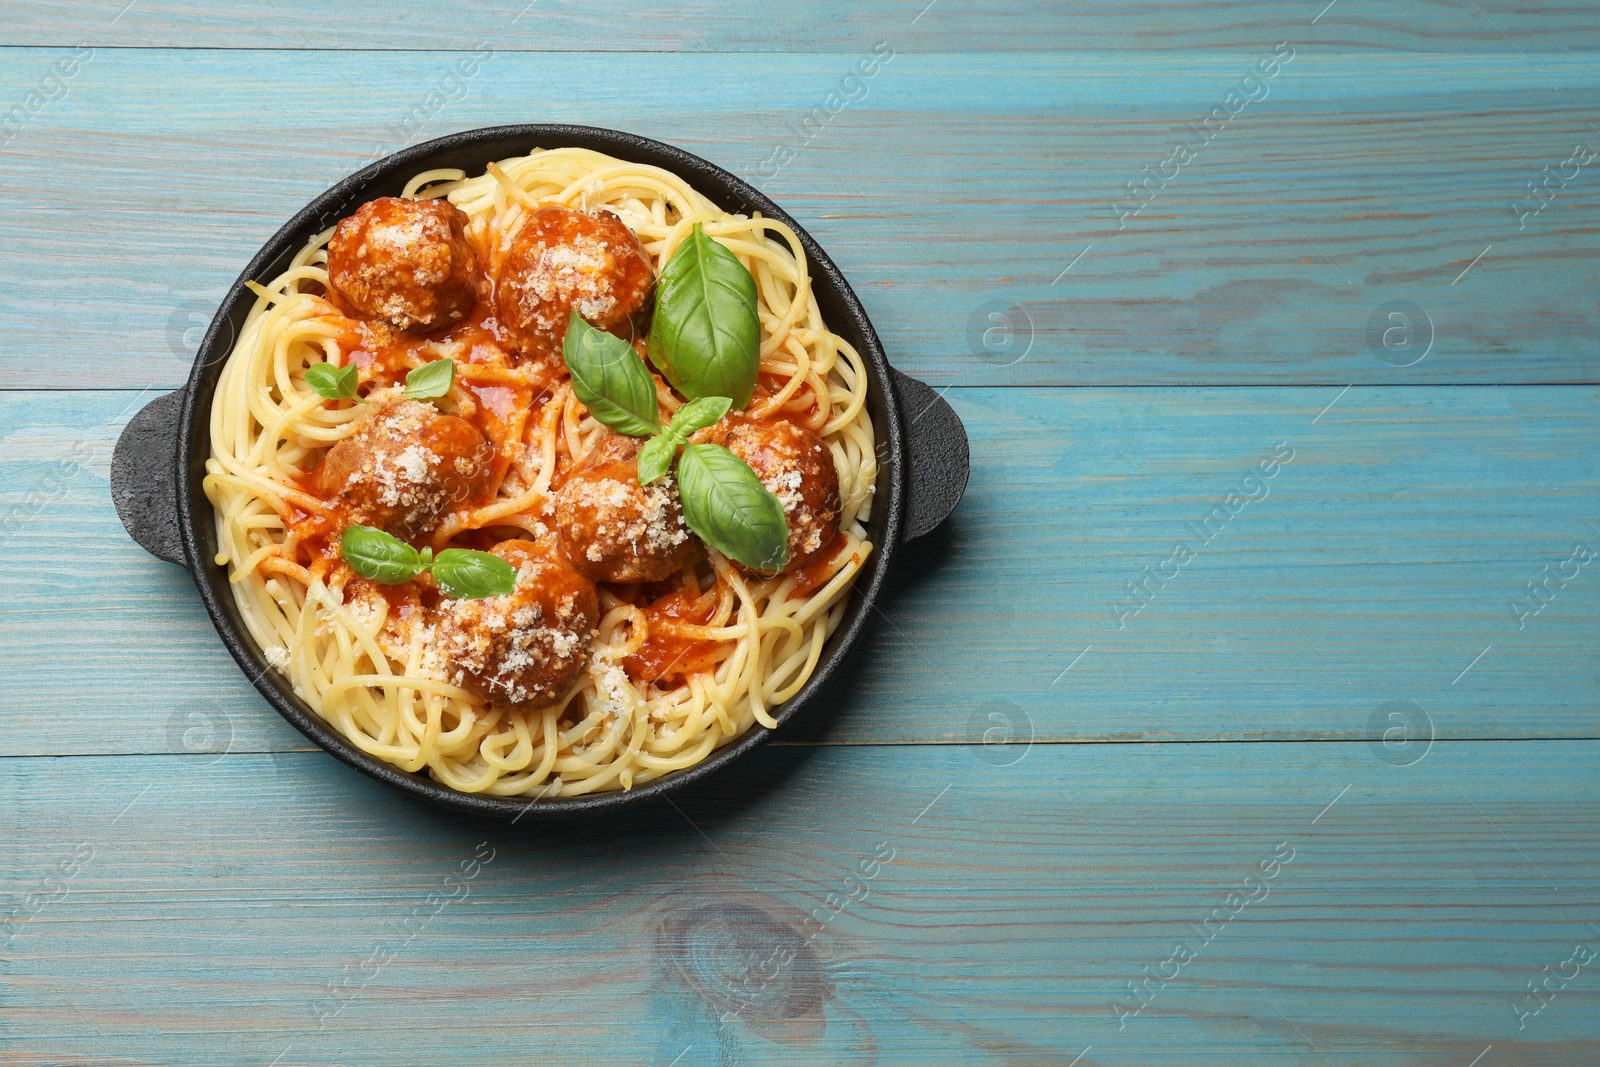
[203,147,876,797]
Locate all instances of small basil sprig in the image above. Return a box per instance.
[305,362,363,402]
[559,317,789,570]
[340,525,517,599]
[647,223,761,408]
[560,312,724,477]
[676,444,789,571]
[637,396,732,484]
[404,358,455,401]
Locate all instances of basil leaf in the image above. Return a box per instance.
[562,311,661,437]
[636,433,678,486]
[305,361,361,401]
[340,525,425,584]
[432,549,518,599]
[668,396,733,439]
[647,225,760,408]
[676,444,788,571]
[404,358,455,401]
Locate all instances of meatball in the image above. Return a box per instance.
[328,197,481,332]
[320,399,494,541]
[554,442,693,584]
[434,539,599,707]
[721,420,841,571]
[494,206,656,361]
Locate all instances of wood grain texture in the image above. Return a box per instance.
[1,49,1598,388]
[6,0,1599,52]
[2,742,1596,1066]
[3,386,1595,757]
[4,7,1598,1062]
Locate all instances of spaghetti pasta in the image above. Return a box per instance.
[203,147,876,798]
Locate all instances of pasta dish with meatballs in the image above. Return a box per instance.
[203,148,876,797]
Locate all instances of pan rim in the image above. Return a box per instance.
[174,124,906,820]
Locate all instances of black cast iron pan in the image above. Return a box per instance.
[112,125,968,820]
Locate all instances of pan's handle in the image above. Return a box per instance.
[889,368,968,542]
[111,389,187,567]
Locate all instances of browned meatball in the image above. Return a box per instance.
[494,206,656,361]
[554,443,693,583]
[320,399,494,540]
[434,539,599,707]
[721,420,841,571]
[328,197,481,332]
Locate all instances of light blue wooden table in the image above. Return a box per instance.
[2,3,1597,1064]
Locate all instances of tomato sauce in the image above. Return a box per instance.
[624,586,729,684]
[282,467,342,562]
[790,533,852,596]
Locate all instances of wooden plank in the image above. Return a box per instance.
[2,741,1596,1064]
[1,49,1598,388]
[3,386,1595,757]
[6,0,1598,52]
